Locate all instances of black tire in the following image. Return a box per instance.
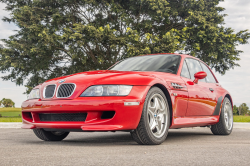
[33,129,69,141]
[211,97,233,135]
[130,87,170,145]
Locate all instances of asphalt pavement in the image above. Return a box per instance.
[0,127,250,166]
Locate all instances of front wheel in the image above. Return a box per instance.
[211,97,233,135]
[33,129,69,141]
[131,87,170,145]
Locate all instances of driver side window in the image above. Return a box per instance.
[185,58,206,82]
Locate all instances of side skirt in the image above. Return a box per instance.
[170,116,220,129]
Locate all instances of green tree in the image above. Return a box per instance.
[238,103,249,116]
[0,98,15,107]
[0,0,249,93]
[233,105,238,115]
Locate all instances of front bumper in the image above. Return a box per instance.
[21,86,150,131]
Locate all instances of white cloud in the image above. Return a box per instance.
[219,0,250,31]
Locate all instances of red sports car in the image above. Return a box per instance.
[22,53,233,145]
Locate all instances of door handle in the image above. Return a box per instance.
[209,88,214,92]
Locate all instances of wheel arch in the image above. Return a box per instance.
[151,83,173,126]
[218,93,233,116]
[225,94,233,107]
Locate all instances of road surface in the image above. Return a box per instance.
[0,127,249,166]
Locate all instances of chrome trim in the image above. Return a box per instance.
[172,93,177,96]
[171,83,184,89]
[56,83,76,98]
[124,102,140,106]
[43,84,57,99]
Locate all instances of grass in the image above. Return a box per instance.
[0,107,21,117]
[0,108,22,122]
[0,112,22,116]
[0,107,22,112]
[233,115,250,123]
[0,118,22,122]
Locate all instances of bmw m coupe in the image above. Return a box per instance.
[22,53,233,145]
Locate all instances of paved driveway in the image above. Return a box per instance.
[0,127,250,166]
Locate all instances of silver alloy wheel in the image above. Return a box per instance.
[147,93,168,138]
[224,100,233,131]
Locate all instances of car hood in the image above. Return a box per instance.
[43,70,163,86]
[37,70,177,100]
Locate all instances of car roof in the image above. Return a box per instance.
[144,53,219,83]
[142,53,200,61]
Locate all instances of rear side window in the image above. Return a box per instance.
[181,60,191,79]
[185,58,205,82]
[200,62,217,83]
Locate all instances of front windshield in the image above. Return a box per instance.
[109,54,181,74]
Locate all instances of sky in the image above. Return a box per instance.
[0,0,250,108]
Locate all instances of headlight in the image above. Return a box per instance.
[28,89,40,99]
[81,85,133,96]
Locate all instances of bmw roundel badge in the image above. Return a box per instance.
[58,79,65,83]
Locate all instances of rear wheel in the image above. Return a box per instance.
[131,87,170,145]
[33,129,69,141]
[211,97,233,135]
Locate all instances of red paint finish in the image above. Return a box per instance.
[170,115,220,129]
[194,71,207,84]
[81,125,123,131]
[171,91,189,117]
[182,77,217,116]
[195,71,207,79]
[21,53,232,131]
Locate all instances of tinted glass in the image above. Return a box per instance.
[110,55,181,74]
[200,62,217,83]
[181,60,191,79]
[185,58,205,82]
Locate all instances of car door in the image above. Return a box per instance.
[199,62,218,114]
[181,58,215,116]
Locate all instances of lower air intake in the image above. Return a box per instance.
[39,113,87,122]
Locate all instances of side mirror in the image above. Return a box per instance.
[193,71,207,84]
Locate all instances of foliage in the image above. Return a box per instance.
[238,103,250,116]
[233,105,238,115]
[0,0,249,93]
[0,98,15,107]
